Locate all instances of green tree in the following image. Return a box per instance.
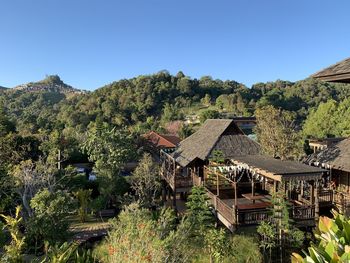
[199,109,220,123]
[303,100,338,138]
[185,186,214,247]
[82,122,135,197]
[27,189,73,249]
[0,107,15,137]
[131,153,161,209]
[74,189,92,223]
[255,105,302,160]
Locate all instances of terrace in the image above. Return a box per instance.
[192,155,328,230]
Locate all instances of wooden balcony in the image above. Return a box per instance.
[161,166,193,191]
[205,189,318,230]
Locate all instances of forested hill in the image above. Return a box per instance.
[12,75,85,94]
[1,71,350,136]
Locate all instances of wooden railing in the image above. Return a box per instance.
[291,205,315,221]
[161,165,192,189]
[192,174,202,186]
[216,198,235,224]
[319,190,333,206]
[237,209,270,225]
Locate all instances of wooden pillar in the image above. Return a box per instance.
[315,180,319,222]
[310,181,315,204]
[162,181,167,203]
[300,181,304,197]
[251,176,255,203]
[172,188,177,208]
[216,173,220,197]
[273,180,277,193]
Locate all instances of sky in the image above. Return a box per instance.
[1,0,350,90]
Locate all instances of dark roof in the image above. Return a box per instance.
[172,119,261,167]
[304,137,350,173]
[144,131,181,149]
[231,116,256,122]
[312,58,350,83]
[233,155,325,176]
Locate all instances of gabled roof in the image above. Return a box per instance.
[311,58,350,83]
[304,137,350,173]
[172,119,261,167]
[144,131,181,149]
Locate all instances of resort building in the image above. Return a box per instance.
[161,119,328,231]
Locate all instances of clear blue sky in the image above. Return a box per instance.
[1,0,350,90]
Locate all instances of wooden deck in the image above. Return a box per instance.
[205,188,319,230]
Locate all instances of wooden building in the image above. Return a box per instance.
[312,57,350,83]
[143,131,181,154]
[304,138,350,215]
[161,119,328,231]
[308,137,345,153]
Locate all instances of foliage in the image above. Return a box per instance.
[292,211,350,263]
[0,107,15,137]
[74,189,92,223]
[303,98,350,138]
[37,241,78,263]
[185,186,215,246]
[82,122,135,197]
[26,189,73,249]
[255,105,302,160]
[11,159,60,217]
[0,206,26,263]
[131,153,161,208]
[96,203,165,263]
[199,109,220,123]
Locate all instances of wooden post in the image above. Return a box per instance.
[310,181,315,204]
[300,181,304,198]
[172,188,177,208]
[315,180,319,222]
[216,173,220,197]
[273,180,277,193]
[162,180,167,204]
[251,176,255,203]
[57,149,61,170]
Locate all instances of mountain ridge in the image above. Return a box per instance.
[11,75,86,94]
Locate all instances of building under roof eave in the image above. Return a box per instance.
[303,137,350,173]
[311,57,350,83]
[233,155,326,182]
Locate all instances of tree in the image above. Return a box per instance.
[11,160,60,218]
[199,109,220,123]
[302,100,338,138]
[201,94,212,106]
[82,122,135,197]
[27,189,73,249]
[185,186,214,247]
[0,107,15,137]
[255,106,302,160]
[96,203,166,263]
[74,189,92,223]
[131,153,161,208]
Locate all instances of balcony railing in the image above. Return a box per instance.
[291,205,315,221]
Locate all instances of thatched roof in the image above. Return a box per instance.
[303,137,350,173]
[312,58,350,83]
[171,119,261,167]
